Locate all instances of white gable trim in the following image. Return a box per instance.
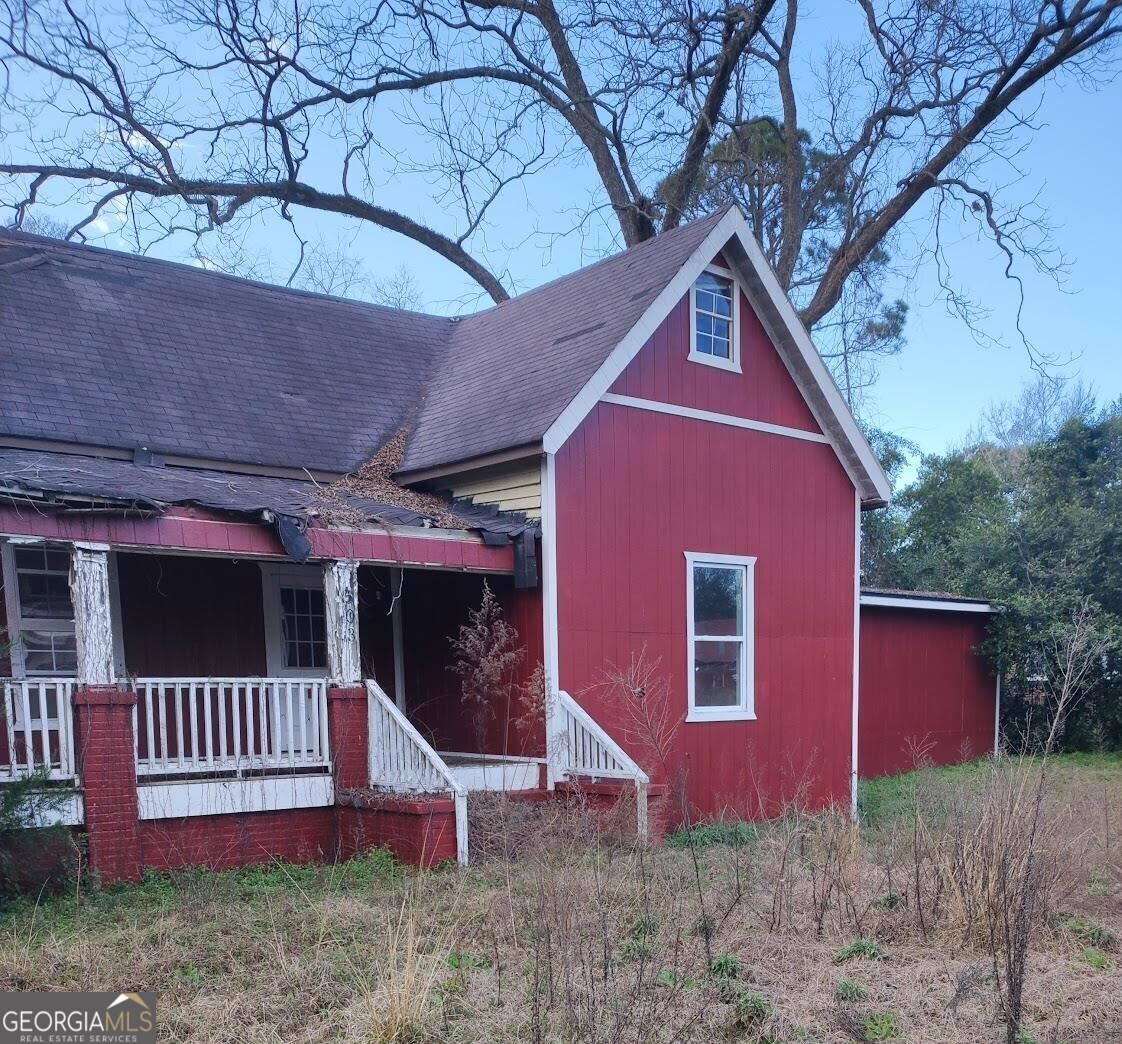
[601,393,830,445]
[541,208,892,505]
[543,208,742,455]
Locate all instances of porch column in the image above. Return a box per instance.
[70,542,140,884]
[324,559,369,791]
[324,559,361,685]
[70,543,115,686]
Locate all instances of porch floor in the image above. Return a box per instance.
[437,752,543,792]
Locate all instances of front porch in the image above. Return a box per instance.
[1,525,652,877]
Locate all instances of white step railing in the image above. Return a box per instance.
[551,689,650,842]
[133,678,330,778]
[367,679,468,865]
[1,679,77,781]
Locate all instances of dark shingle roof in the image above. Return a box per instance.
[401,208,730,472]
[0,211,731,479]
[0,233,450,473]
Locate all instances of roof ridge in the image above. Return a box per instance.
[0,207,732,325]
[0,227,454,323]
[457,207,733,324]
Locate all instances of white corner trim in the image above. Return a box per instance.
[543,208,744,455]
[859,594,994,614]
[994,673,1002,756]
[601,393,830,445]
[684,550,756,722]
[728,224,892,504]
[540,207,891,505]
[541,452,561,787]
[851,490,861,819]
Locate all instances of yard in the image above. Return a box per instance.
[2,756,1121,1043]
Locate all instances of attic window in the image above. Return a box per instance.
[688,267,740,372]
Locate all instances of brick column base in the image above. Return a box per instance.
[73,686,140,884]
[327,685,369,792]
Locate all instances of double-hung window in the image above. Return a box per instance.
[1,543,77,678]
[685,552,755,721]
[689,266,740,372]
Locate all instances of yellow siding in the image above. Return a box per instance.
[442,460,542,519]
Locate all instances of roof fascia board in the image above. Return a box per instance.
[397,444,543,485]
[542,208,743,455]
[719,221,892,504]
[541,208,892,506]
[860,594,994,613]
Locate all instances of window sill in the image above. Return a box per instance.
[686,710,757,723]
[686,351,741,374]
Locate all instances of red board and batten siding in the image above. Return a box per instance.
[858,606,996,780]
[553,281,858,821]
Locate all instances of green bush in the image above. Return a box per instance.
[668,821,757,849]
[618,938,653,964]
[709,952,743,979]
[1061,916,1117,951]
[836,979,868,1002]
[1081,946,1109,970]
[872,891,905,910]
[733,989,771,1023]
[0,770,78,897]
[834,938,886,963]
[862,1011,900,1040]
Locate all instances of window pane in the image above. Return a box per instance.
[16,564,73,619]
[694,640,741,708]
[693,565,744,635]
[22,631,77,675]
[696,272,733,314]
[279,583,327,671]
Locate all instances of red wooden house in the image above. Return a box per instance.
[0,206,988,881]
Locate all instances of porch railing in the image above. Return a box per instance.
[551,689,650,841]
[1,679,77,782]
[133,678,330,779]
[366,679,468,864]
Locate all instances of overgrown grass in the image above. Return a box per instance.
[1,756,1119,1043]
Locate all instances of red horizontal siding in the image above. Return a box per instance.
[858,607,996,779]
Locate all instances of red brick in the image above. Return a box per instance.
[73,685,141,883]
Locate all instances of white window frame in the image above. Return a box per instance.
[260,562,329,677]
[685,551,756,722]
[687,263,741,374]
[1,540,77,687]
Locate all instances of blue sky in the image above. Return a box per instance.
[865,77,1122,455]
[16,7,1120,458]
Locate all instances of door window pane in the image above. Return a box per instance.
[279,586,327,670]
